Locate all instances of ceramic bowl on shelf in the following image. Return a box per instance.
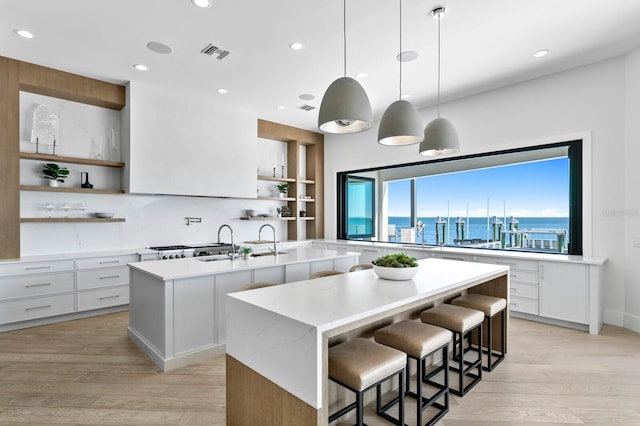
[372,265,418,281]
[94,212,115,218]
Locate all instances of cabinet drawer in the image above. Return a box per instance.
[509,296,538,315]
[77,285,129,311]
[77,266,129,290]
[0,260,75,278]
[77,255,138,270]
[434,253,474,262]
[0,293,75,324]
[509,270,538,284]
[0,272,75,301]
[510,282,538,300]
[477,256,538,272]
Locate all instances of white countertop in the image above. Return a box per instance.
[0,248,148,264]
[128,247,359,281]
[316,239,606,265]
[229,258,508,331]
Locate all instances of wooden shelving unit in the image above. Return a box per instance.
[257,119,324,241]
[20,185,125,195]
[19,152,125,168]
[20,218,126,223]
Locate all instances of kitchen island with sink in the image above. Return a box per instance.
[127,247,359,371]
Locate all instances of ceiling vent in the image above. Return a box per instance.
[200,43,230,60]
[297,104,316,111]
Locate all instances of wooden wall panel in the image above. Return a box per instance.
[0,57,21,260]
[18,61,125,110]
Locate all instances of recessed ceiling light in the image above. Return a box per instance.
[277,105,286,110]
[147,41,173,54]
[299,94,315,101]
[14,29,34,39]
[133,64,149,71]
[355,72,368,79]
[191,0,212,8]
[401,94,411,99]
[217,88,228,94]
[396,51,418,62]
[289,42,304,50]
[533,49,549,58]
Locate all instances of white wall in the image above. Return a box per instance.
[325,55,635,330]
[624,48,640,332]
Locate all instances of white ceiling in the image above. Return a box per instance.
[3,0,640,132]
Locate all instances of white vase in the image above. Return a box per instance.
[278,193,285,198]
[48,180,59,187]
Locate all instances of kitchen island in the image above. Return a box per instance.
[127,247,359,371]
[225,257,509,425]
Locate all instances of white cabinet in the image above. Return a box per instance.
[285,263,310,283]
[539,261,588,324]
[174,276,216,355]
[478,255,539,315]
[254,266,285,284]
[357,247,384,264]
[126,82,257,198]
[77,285,129,311]
[76,254,135,312]
[215,270,253,344]
[433,252,474,262]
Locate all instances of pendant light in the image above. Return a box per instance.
[378,0,423,146]
[419,7,460,156]
[318,0,373,134]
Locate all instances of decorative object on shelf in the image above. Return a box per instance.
[419,6,460,156]
[241,247,252,260]
[273,167,276,178]
[31,105,60,153]
[280,205,292,217]
[61,202,72,218]
[245,209,257,218]
[318,0,372,134]
[75,202,87,218]
[95,136,104,160]
[42,163,69,187]
[276,182,289,197]
[372,253,419,280]
[80,172,93,189]
[378,0,424,146]
[44,202,54,218]
[299,210,307,217]
[95,212,115,218]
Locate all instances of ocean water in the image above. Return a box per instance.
[348,216,569,247]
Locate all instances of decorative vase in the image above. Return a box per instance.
[81,172,94,189]
[278,193,285,198]
[48,180,59,187]
[372,265,419,280]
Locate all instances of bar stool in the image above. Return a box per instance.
[420,304,484,397]
[349,263,373,272]
[329,338,406,426]
[310,270,343,279]
[451,293,506,371]
[374,320,452,426]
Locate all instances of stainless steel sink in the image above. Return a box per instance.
[250,251,289,257]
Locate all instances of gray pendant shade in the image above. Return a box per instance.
[377,99,424,146]
[419,117,460,156]
[318,77,373,134]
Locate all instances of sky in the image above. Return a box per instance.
[387,158,569,218]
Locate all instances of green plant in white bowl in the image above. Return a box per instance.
[372,253,419,280]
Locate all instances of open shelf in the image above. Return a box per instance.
[20,152,125,168]
[298,217,316,221]
[257,196,296,201]
[20,185,125,195]
[240,216,296,221]
[257,175,296,183]
[298,179,315,184]
[21,218,126,223]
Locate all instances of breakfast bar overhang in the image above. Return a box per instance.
[225,258,510,425]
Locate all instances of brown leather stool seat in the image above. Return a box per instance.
[451,293,507,371]
[349,263,373,272]
[420,304,484,397]
[375,320,452,426]
[329,338,407,426]
[310,270,343,279]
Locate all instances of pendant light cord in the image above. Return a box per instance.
[399,0,402,100]
[343,0,347,77]
[437,12,441,118]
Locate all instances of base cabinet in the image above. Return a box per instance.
[174,276,216,355]
[215,271,253,344]
[539,261,588,324]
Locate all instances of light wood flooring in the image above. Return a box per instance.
[0,312,639,425]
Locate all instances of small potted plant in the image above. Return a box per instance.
[241,247,252,260]
[371,253,419,280]
[276,183,289,198]
[42,163,69,187]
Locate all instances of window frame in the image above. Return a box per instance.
[338,174,376,239]
[337,140,583,255]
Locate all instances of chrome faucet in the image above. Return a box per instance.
[217,224,236,260]
[259,224,278,258]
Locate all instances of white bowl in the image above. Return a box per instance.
[373,265,418,281]
[95,212,115,218]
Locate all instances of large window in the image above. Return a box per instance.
[338,141,582,255]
